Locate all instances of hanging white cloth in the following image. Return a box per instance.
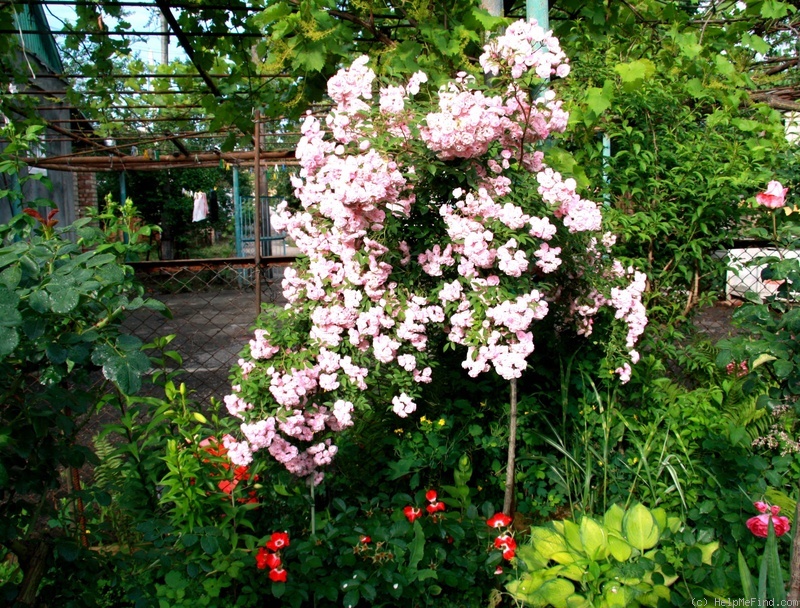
[192,191,208,222]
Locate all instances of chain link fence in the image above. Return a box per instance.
[694,240,799,338]
[124,257,293,403]
[121,242,799,399]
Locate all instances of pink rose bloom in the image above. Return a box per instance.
[746,511,791,538]
[756,180,788,209]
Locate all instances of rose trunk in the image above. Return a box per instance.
[503,378,518,516]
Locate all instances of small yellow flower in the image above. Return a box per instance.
[437,418,446,427]
[394,428,404,435]
[420,416,429,424]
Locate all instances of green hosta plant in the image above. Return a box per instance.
[507,503,719,608]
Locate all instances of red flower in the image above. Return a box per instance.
[199,436,228,460]
[218,479,238,494]
[265,553,282,570]
[268,567,287,582]
[747,513,791,538]
[494,534,517,552]
[255,547,270,570]
[360,535,371,544]
[403,506,423,523]
[425,489,438,502]
[266,531,290,551]
[233,465,251,482]
[494,566,504,575]
[495,533,517,560]
[487,513,512,528]
[426,500,445,514]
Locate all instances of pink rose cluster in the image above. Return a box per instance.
[746,501,791,538]
[222,21,647,485]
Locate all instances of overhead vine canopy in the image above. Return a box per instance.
[0,0,798,171]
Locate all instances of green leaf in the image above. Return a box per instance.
[0,265,21,289]
[761,0,791,19]
[165,569,190,590]
[28,289,51,313]
[539,578,576,608]
[765,521,787,601]
[752,353,777,369]
[586,86,612,117]
[623,503,660,551]
[201,534,220,555]
[580,516,609,560]
[684,78,708,99]
[530,526,574,564]
[0,326,19,357]
[773,359,794,378]
[604,504,625,533]
[673,31,702,58]
[48,286,80,314]
[742,33,770,56]
[613,59,656,91]
[608,532,633,562]
[731,118,763,132]
[0,287,21,327]
[738,549,756,601]
[697,541,719,566]
[342,589,360,607]
[408,520,425,571]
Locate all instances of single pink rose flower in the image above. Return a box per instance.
[756,180,788,209]
[746,513,791,538]
[754,501,769,514]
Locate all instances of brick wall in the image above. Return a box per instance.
[75,171,97,217]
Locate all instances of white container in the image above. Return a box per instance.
[725,247,799,300]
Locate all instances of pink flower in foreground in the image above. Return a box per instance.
[756,181,788,209]
[746,503,791,538]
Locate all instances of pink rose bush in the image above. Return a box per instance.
[222,21,647,485]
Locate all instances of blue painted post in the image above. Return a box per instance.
[526,0,548,28]
[120,171,126,206]
[233,166,242,257]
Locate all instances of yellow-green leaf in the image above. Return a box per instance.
[580,516,609,560]
[623,503,660,551]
